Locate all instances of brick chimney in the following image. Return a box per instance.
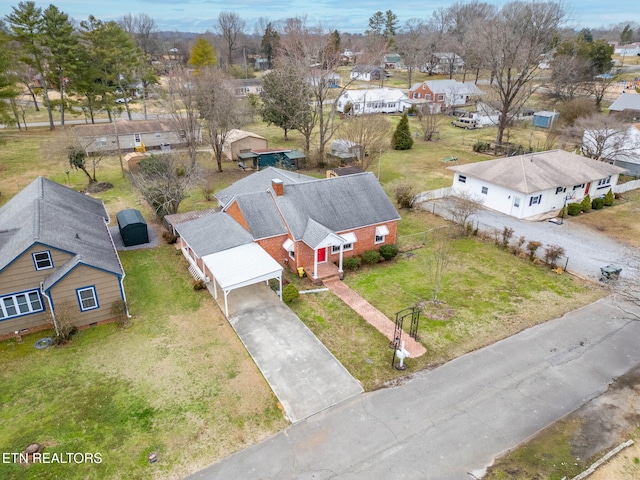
[272,178,284,196]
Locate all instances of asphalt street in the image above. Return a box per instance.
[188,296,640,480]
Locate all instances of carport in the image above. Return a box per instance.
[203,243,283,317]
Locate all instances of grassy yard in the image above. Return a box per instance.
[0,246,287,480]
[290,208,605,391]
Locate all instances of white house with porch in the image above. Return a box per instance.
[336,88,410,115]
[448,150,627,219]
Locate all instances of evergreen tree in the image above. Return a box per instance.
[189,38,217,71]
[367,11,384,37]
[392,112,413,150]
[383,10,398,40]
[261,22,279,69]
[621,24,633,44]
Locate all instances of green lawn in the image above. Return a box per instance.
[0,246,287,480]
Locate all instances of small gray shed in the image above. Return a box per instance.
[116,209,149,247]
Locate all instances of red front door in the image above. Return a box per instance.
[316,247,326,263]
[585,182,591,195]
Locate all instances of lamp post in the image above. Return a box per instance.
[65,170,70,186]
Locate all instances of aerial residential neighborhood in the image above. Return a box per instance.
[2,1,640,479]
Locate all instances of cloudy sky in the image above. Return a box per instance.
[0,0,635,34]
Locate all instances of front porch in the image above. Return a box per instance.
[302,262,342,284]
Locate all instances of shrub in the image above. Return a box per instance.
[472,141,491,153]
[510,235,526,256]
[604,189,614,206]
[343,256,361,271]
[361,250,381,264]
[391,181,419,209]
[567,203,582,216]
[379,244,399,260]
[163,231,178,244]
[526,240,542,261]
[591,197,605,210]
[51,301,79,345]
[543,244,565,268]
[282,284,300,304]
[110,300,130,328]
[193,279,206,290]
[500,226,514,248]
[581,194,592,212]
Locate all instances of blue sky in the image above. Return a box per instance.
[0,0,636,34]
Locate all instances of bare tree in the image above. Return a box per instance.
[426,227,453,302]
[164,67,201,168]
[131,153,199,219]
[337,114,391,171]
[119,13,160,57]
[194,67,248,172]
[481,1,566,145]
[578,114,640,161]
[447,191,484,235]
[416,108,442,141]
[217,12,246,67]
[396,18,427,88]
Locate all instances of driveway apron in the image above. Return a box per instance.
[219,283,363,423]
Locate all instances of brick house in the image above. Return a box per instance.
[409,79,483,108]
[174,168,400,300]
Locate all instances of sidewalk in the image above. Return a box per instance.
[323,277,427,357]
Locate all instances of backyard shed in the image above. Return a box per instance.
[532,111,559,129]
[116,209,149,247]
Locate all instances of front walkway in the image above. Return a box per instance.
[323,278,427,358]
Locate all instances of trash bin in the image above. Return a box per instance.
[600,264,621,281]
[160,143,170,151]
[297,267,305,278]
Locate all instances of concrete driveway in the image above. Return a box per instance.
[222,283,363,423]
[423,197,639,281]
[187,296,640,480]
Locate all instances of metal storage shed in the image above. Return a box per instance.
[116,209,149,247]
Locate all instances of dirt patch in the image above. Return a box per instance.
[83,181,114,193]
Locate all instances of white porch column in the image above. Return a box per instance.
[338,245,343,273]
[313,248,318,279]
[278,275,282,302]
[212,276,218,300]
[223,289,229,317]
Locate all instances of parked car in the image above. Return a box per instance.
[451,117,480,129]
[115,97,132,104]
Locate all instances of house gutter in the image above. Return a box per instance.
[40,282,58,335]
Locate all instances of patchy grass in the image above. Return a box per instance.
[291,209,604,391]
[568,189,640,248]
[0,246,287,480]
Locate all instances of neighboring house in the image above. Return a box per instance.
[327,139,362,164]
[421,52,465,75]
[237,148,306,170]
[308,69,341,88]
[448,150,626,219]
[350,65,385,82]
[75,119,201,155]
[326,166,364,178]
[472,102,534,126]
[583,124,640,175]
[608,94,640,121]
[0,177,127,338]
[221,129,268,161]
[231,78,263,97]
[337,88,410,115]
[174,168,400,302]
[409,79,483,107]
[614,43,640,56]
[254,58,270,71]
[384,54,403,69]
[532,111,559,129]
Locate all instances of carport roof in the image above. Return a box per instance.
[203,243,282,293]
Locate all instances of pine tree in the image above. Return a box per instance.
[392,112,413,150]
[189,38,217,71]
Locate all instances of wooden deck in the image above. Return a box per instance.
[303,262,342,283]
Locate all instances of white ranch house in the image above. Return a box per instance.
[448,150,627,219]
[337,88,410,115]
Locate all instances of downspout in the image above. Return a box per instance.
[40,283,58,335]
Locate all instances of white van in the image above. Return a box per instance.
[451,117,480,129]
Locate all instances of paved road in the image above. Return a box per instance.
[188,296,640,480]
[218,283,363,424]
[423,197,639,282]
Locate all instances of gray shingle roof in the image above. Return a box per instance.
[274,172,401,241]
[174,212,253,257]
[74,119,187,137]
[231,192,288,239]
[215,167,316,207]
[0,177,122,278]
[608,94,640,112]
[448,150,627,194]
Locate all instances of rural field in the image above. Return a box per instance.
[0,101,633,479]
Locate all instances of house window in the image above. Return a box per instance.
[573,183,585,190]
[437,94,444,101]
[414,92,421,98]
[155,133,161,138]
[481,186,488,195]
[76,286,99,312]
[513,197,521,208]
[95,137,107,147]
[332,243,354,253]
[529,195,542,206]
[458,175,467,184]
[289,249,295,260]
[598,175,612,187]
[0,290,44,320]
[555,187,566,194]
[32,251,53,270]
